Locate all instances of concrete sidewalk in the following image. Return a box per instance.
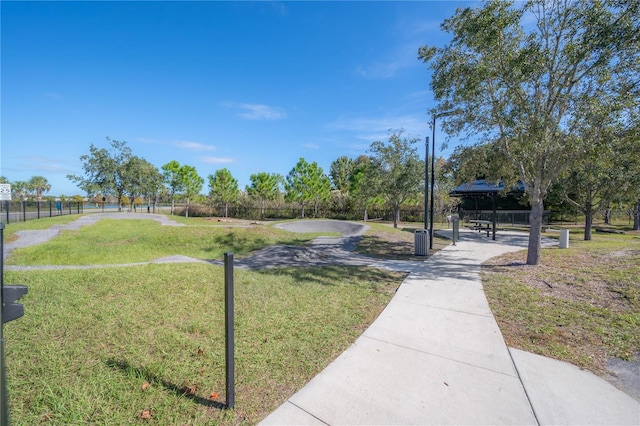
[260,230,640,425]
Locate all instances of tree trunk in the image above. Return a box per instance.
[363,208,368,221]
[584,204,593,241]
[224,203,228,218]
[301,203,305,219]
[185,198,190,218]
[634,201,640,231]
[171,197,175,215]
[526,197,544,265]
[393,205,400,228]
[604,207,610,225]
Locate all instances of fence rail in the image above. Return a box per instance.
[1,201,84,224]
[459,209,551,226]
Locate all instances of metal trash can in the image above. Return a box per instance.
[559,229,569,249]
[414,229,428,256]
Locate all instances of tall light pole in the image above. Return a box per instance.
[424,136,429,231]
[430,109,460,249]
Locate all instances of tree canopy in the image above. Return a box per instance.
[67,138,134,210]
[419,0,640,264]
[365,131,424,228]
[285,158,331,218]
[246,172,282,220]
[208,168,239,217]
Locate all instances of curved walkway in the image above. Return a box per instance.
[260,229,640,425]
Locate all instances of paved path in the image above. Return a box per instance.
[260,229,640,425]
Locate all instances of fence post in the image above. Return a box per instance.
[1,223,9,425]
[224,252,235,409]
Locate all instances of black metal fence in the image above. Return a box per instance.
[459,209,551,226]
[174,204,450,224]
[0,201,84,224]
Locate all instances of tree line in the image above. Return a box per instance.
[64,132,436,227]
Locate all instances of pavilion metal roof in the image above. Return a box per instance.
[449,180,524,197]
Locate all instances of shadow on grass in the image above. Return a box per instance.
[356,235,450,261]
[205,232,317,256]
[254,265,405,290]
[105,359,227,410]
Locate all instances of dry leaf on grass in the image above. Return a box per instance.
[138,409,153,419]
[182,381,198,395]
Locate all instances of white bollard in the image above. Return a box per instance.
[559,229,569,249]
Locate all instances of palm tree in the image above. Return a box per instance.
[12,181,29,201]
[28,176,51,201]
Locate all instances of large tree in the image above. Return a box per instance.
[559,117,640,239]
[246,172,282,220]
[366,131,424,228]
[125,157,163,213]
[208,168,239,218]
[161,160,185,215]
[180,165,203,218]
[330,156,356,213]
[349,155,375,221]
[68,138,134,211]
[285,158,330,218]
[330,156,355,194]
[420,0,640,264]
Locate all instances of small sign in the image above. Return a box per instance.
[0,184,11,201]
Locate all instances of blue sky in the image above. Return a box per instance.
[1,1,472,196]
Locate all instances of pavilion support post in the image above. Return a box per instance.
[492,192,497,240]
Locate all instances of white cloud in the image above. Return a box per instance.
[329,114,426,142]
[45,92,62,100]
[355,43,421,79]
[356,62,406,79]
[202,156,235,164]
[302,142,319,150]
[225,102,287,120]
[177,141,216,151]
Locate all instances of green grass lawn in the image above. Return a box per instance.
[483,227,640,375]
[3,215,408,424]
[5,219,329,266]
